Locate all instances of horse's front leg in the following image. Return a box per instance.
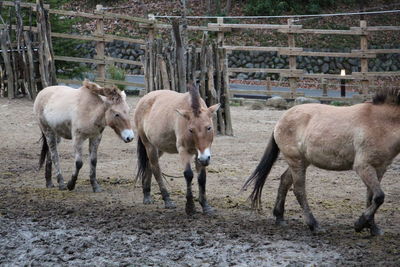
[180,150,195,215]
[88,135,102,193]
[147,145,176,209]
[354,164,385,236]
[67,136,84,191]
[44,132,66,190]
[195,160,214,215]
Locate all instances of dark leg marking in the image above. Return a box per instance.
[184,165,196,215]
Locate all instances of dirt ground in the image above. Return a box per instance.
[0,96,399,266]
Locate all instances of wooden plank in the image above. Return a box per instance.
[49,9,102,19]
[101,12,153,24]
[352,49,400,54]
[360,20,369,95]
[352,71,400,78]
[0,31,15,99]
[52,32,104,42]
[95,5,106,82]
[287,19,298,97]
[0,24,38,32]
[299,73,358,80]
[104,34,145,44]
[56,78,83,85]
[351,26,400,31]
[97,78,145,88]
[229,67,303,74]
[230,89,304,98]
[281,50,376,58]
[279,28,363,35]
[105,56,143,66]
[54,55,103,64]
[208,23,302,30]
[224,45,303,52]
[2,1,49,10]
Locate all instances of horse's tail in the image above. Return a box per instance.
[242,132,280,209]
[136,136,149,183]
[39,132,48,170]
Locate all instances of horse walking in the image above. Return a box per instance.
[34,80,134,192]
[134,85,220,215]
[244,87,400,235]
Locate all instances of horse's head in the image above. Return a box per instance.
[103,86,134,143]
[83,80,134,143]
[176,84,220,166]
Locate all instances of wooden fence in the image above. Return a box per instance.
[1,1,400,102]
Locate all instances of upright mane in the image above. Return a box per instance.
[372,86,400,106]
[189,83,201,117]
[82,79,123,104]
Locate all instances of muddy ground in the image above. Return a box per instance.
[0,97,399,266]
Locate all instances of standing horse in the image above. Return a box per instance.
[243,87,400,235]
[34,80,134,192]
[134,85,220,215]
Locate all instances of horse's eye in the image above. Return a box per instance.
[189,128,193,133]
[207,126,212,131]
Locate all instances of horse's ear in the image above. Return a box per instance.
[83,79,103,94]
[176,109,191,120]
[121,90,126,101]
[103,85,122,103]
[208,103,220,114]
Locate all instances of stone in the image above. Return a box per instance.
[322,63,329,73]
[294,97,321,106]
[237,73,248,80]
[266,96,287,109]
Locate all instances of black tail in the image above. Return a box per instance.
[136,136,149,182]
[242,133,280,209]
[39,133,48,170]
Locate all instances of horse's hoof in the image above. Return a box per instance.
[92,186,102,193]
[59,184,67,191]
[67,181,75,191]
[202,206,215,216]
[370,225,384,236]
[311,226,326,235]
[143,197,154,205]
[46,183,55,188]
[165,200,177,209]
[275,219,288,227]
[354,215,368,232]
[185,203,197,215]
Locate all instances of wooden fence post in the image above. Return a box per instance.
[360,20,369,95]
[0,31,15,99]
[287,19,298,98]
[95,4,105,84]
[322,78,327,97]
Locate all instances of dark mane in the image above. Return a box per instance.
[189,83,201,117]
[372,86,400,105]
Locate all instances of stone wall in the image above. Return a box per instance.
[76,41,400,79]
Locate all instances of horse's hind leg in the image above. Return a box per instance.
[45,154,53,188]
[66,136,84,191]
[44,132,66,190]
[147,145,176,209]
[273,168,293,226]
[354,165,385,236]
[195,160,214,215]
[290,164,320,232]
[142,167,153,204]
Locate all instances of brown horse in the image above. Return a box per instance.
[243,87,400,236]
[34,80,134,192]
[134,85,220,215]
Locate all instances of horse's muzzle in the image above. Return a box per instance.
[197,148,211,166]
[121,129,135,143]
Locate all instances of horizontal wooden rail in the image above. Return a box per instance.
[96,78,145,88]
[224,45,303,53]
[230,89,305,98]
[352,49,400,54]
[281,51,376,58]
[229,67,303,74]
[2,1,49,10]
[104,56,143,66]
[208,23,302,30]
[350,26,400,31]
[54,55,102,64]
[49,9,102,19]
[279,28,364,35]
[103,34,146,44]
[52,32,104,42]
